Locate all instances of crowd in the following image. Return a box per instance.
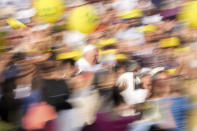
[0,0,197,131]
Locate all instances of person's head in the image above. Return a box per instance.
[61,59,78,79]
[152,79,171,98]
[141,74,153,90]
[125,60,141,72]
[113,61,127,76]
[153,71,170,80]
[83,45,99,65]
[7,52,26,66]
[151,71,171,98]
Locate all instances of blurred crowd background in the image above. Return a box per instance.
[1,0,197,131]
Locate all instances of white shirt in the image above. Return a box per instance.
[117,72,148,105]
[76,58,102,72]
[117,72,135,92]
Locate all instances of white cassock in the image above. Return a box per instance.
[76,58,102,73]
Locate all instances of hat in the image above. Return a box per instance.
[99,49,117,56]
[138,68,152,76]
[82,44,96,55]
[159,37,180,48]
[150,67,165,76]
[96,38,117,48]
[136,25,157,33]
[115,54,127,60]
[119,9,142,19]
[7,18,27,29]
[56,50,82,60]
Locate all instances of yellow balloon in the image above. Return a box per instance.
[33,0,65,23]
[67,5,99,34]
[178,1,197,28]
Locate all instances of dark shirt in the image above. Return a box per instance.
[41,79,72,111]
